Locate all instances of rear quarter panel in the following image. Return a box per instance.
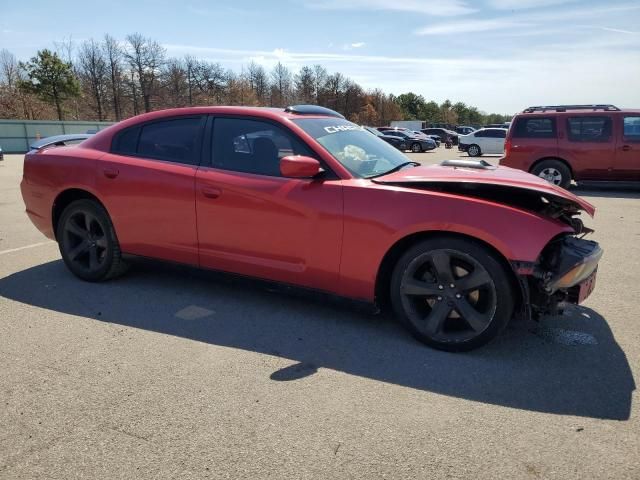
[339,181,573,301]
[21,146,101,239]
[502,115,559,172]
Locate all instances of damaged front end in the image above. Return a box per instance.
[373,160,603,321]
[525,235,603,319]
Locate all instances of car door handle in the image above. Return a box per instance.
[202,187,222,199]
[103,168,119,179]
[622,145,631,152]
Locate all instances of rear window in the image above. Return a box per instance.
[567,116,612,142]
[112,127,140,155]
[512,117,556,139]
[111,116,204,164]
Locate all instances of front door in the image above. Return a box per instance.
[195,116,343,292]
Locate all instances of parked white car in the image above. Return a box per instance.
[458,128,508,156]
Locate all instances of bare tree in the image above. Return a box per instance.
[294,65,315,104]
[247,61,268,105]
[184,55,198,106]
[162,58,187,107]
[103,34,123,120]
[78,39,109,120]
[0,49,20,88]
[270,62,292,107]
[124,33,165,113]
[312,64,327,104]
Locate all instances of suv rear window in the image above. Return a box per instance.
[512,117,556,139]
[567,116,612,142]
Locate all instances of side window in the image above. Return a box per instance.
[212,118,312,177]
[567,116,612,143]
[623,116,640,142]
[112,126,140,155]
[475,130,487,138]
[513,117,556,138]
[496,129,506,138]
[136,117,203,164]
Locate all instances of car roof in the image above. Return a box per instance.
[82,106,346,152]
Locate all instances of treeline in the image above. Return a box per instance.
[0,34,510,126]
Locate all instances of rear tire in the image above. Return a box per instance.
[390,237,514,352]
[531,160,571,189]
[57,199,128,282]
[467,144,481,157]
[411,142,422,153]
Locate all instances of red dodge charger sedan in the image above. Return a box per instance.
[21,105,602,351]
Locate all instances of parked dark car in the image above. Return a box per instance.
[364,126,407,151]
[456,125,476,135]
[383,130,437,152]
[378,127,440,149]
[421,128,459,145]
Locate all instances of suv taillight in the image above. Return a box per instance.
[504,137,512,156]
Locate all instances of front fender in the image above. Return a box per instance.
[338,182,573,301]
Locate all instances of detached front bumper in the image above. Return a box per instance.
[518,236,603,319]
[546,238,602,293]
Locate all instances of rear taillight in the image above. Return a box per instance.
[504,137,512,156]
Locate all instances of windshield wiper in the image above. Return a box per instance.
[368,161,420,179]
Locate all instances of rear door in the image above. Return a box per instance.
[612,115,640,180]
[98,116,205,265]
[564,115,615,180]
[509,116,558,171]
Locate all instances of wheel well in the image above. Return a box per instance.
[374,231,522,311]
[529,157,573,178]
[51,189,106,239]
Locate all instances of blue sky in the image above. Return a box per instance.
[2,0,639,113]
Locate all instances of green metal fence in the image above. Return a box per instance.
[0,119,115,153]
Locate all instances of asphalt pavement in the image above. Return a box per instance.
[0,151,638,479]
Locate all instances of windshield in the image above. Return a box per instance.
[294,118,412,178]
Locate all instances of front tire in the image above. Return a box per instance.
[467,144,481,157]
[390,237,514,352]
[411,142,422,153]
[57,199,128,281]
[531,160,571,189]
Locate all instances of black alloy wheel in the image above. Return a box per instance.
[391,237,514,351]
[57,199,128,281]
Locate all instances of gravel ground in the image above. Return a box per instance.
[0,151,638,479]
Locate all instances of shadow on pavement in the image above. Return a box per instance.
[0,259,634,420]
[571,184,640,199]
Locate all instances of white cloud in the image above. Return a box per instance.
[351,42,366,48]
[593,26,639,35]
[487,0,578,10]
[415,2,640,36]
[416,19,529,35]
[304,0,476,16]
[163,36,640,113]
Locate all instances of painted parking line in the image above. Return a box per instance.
[0,241,54,256]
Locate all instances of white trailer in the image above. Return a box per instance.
[390,120,425,131]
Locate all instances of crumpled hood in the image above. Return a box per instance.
[374,163,595,217]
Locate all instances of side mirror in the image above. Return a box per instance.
[280,155,323,178]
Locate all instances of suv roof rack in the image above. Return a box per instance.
[284,104,345,119]
[523,104,620,113]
